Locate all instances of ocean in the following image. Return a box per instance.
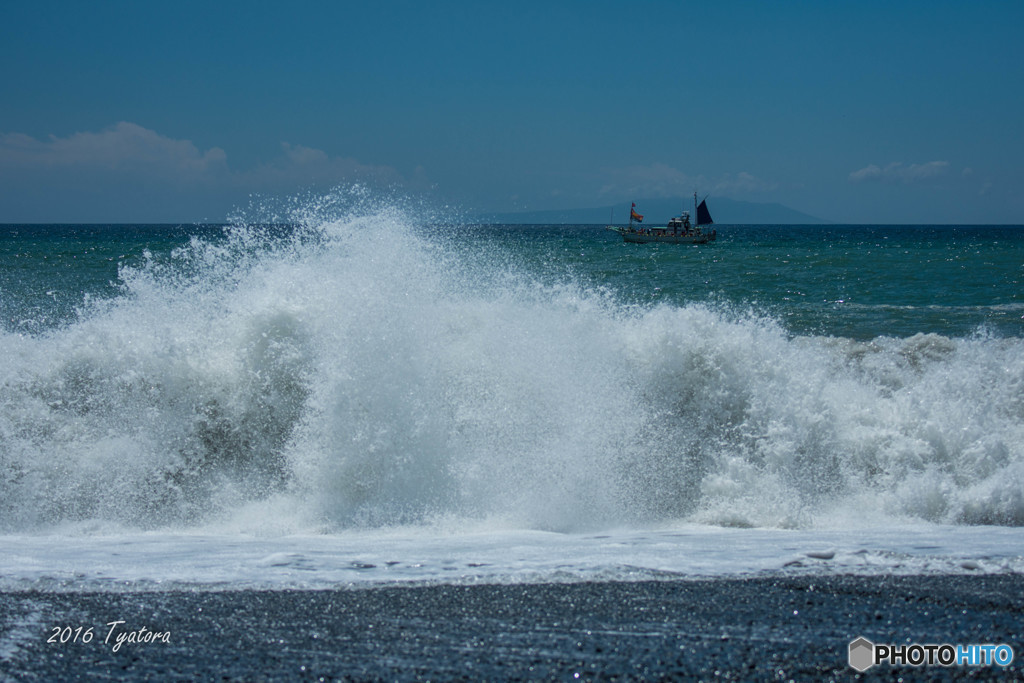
[2,196,1024,592]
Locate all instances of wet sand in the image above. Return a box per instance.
[2,574,1021,680]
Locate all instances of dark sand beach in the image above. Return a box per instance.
[2,574,1021,680]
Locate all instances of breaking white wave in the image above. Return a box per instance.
[2,191,1024,535]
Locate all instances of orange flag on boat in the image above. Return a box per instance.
[630,202,644,222]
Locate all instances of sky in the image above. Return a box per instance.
[1,0,1022,224]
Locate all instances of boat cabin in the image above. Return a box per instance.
[666,211,692,231]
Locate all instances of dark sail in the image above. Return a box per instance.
[696,199,713,226]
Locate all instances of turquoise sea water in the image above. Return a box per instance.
[1,212,1023,533]
[441,224,1024,340]
[0,224,226,334]
[4,223,1021,339]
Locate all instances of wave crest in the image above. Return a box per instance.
[2,194,1023,532]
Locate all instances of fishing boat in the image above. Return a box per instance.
[606,194,716,244]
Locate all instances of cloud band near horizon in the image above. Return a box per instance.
[848,161,951,184]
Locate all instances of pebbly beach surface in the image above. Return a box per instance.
[2,574,1022,681]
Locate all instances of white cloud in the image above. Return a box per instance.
[848,161,950,184]
[0,122,408,190]
[718,171,777,194]
[241,142,404,189]
[0,122,227,175]
[0,122,418,221]
[598,163,775,199]
[598,163,693,198]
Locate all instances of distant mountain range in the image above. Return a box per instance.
[481,197,828,225]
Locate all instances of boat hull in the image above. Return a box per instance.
[607,226,716,244]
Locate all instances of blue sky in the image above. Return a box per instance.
[1,0,1022,223]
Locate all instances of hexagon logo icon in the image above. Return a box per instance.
[849,637,875,672]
